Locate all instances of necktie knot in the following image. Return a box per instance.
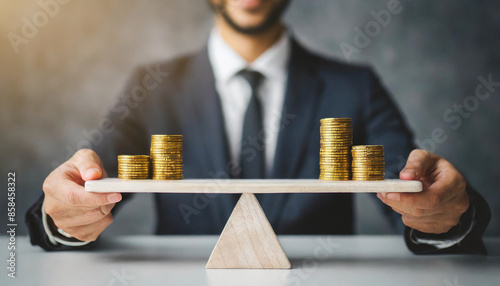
[239,69,264,91]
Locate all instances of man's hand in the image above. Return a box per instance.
[377,149,469,234]
[43,149,122,241]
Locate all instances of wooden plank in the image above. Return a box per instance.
[206,193,291,269]
[85,178,422,193]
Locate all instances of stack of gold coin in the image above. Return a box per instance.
[150,135,183,180]
[351,145,385,181]
[117,155,150,179]
[319,118,353,180]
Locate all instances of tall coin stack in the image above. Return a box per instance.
[319,118,353,180]
[118,155,150,179]
[150,135,183,180]
[351,145,385,181]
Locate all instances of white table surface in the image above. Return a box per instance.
[1,235,499,286]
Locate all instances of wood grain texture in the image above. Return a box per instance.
[85,178,422,194]
[206,193,291,269]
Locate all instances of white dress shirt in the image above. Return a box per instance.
[208,28,291,175]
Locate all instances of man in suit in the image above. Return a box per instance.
[27,0,490,254]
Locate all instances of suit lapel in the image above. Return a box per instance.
[262,40,325,225]
[184,48,231,176]
[271,40,324,179]
[183,48,236,227]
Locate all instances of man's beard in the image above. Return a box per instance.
[211,0,291,35]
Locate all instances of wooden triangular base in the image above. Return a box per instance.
[206,193,291,269]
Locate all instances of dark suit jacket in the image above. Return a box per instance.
[26,39,490,254]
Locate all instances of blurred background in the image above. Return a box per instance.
[1,0,499,237]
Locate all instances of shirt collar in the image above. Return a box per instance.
[208,27,291,84]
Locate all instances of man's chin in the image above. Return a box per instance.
[223,17,277,35]
[212,0,290,35]
[230,17,270,31]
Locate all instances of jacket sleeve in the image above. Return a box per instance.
[25,194,97,251]
[362,67,491,254]
[405,184,491,254]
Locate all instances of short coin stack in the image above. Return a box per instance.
[117,155,150,179]
[150,135,183,180]
[351,145,385,181]
[319,118,353,180]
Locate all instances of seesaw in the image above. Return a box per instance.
[85,179,422,269]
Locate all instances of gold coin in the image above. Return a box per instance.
[321,161,351,164]
[118,169,150,172]
[320,157,351,160]
[352,173,385,176]
[320,155,351,158]
[151,161,183,164]
[352,155,384,159]
[351,151,384,155]
[118,155,150,159]
[320,175,352,177]
[321,142,352,145]
[151,134,183,139]
[153,169,184,172]
[352,167,384,170]
[352,145,383,149]
[352,164,385,167]
[152,167,184,171]
[152,176,183,180]
[118,174,150,177]
[352,164,384,168]
[320,118,352,123]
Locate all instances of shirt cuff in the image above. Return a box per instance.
[41,199,92,247]
[409,203,476,249]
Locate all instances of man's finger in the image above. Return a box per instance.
[400,149,439,180]
[61,213,114,242]
[71,149,105,181]
[377,192,434,211]
[49,180,121,207]
[52,204,115,228]
[100,203,115,215]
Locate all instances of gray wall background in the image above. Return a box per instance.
[1,0,499,237]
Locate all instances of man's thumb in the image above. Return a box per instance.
[400,149,438,180]
[71,149,104,181]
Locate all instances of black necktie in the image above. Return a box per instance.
[239,69,265,179]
